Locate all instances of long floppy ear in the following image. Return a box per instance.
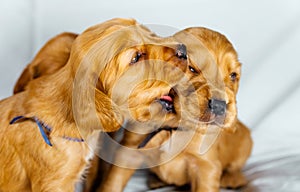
[13,65,33,94]
[70,18,144,133]
[94,88,124,132]
[13,32,78,94]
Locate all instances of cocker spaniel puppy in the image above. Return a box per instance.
[0,18,190,191]
[144,27,253,192]
[99,27,252,192]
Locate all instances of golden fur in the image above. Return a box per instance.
[12,31,99,192]
[97,30,211,191]
[13,32,78,94]
[97,30,219,192]
[0,18,190,191]
[145,27,253,192]
[98,27,252,192]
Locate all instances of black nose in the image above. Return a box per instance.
[208,99,226,116]
[176,44,187,59]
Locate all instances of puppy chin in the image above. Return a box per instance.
[221,113,238,133]
[221,101,238,131]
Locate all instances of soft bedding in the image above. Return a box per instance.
[1,1,299,191]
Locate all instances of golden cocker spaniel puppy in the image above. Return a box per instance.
[144,27,253,192]
[98,27,253,192]
[0,18,191,191]
[97,27,225,192]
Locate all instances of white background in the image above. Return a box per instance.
[1,1,300,191]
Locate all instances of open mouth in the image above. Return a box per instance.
[158,89,176,113]
[198,108,227,126]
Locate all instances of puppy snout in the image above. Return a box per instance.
[208,98,226,116]
[176,44,187,59]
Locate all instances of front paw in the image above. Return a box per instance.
[220,171,247,189]
[148,173,169,189]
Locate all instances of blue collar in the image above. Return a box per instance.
[10,116,84,147]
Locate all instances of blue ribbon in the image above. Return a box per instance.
[10,116,52,146]
[10,115,85,146]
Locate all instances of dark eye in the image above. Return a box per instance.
[130,52,142,64]
[230,72,238,81]
[189,66,198,74]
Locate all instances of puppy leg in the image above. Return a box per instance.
[97,130,147,192]
[83,156,100,192]
[220,148,250,189]
[98,165,140,192]
[144,130,174,189]
[148,172,169,189]
[221,122,252,189]
[188,154,222,192]
[220,170,247,189]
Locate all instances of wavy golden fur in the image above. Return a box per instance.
[0,18,190,191]
[8,21,252,192]
[144,27,253,192]
[98,27,253,192]
[97,30,219,192]
[13,32,78,94]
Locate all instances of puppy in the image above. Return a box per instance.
[0,18,189,191]
[11,29,190,192]
[12,31,101,192]
[10,27,205,192]
[13,32,78,94]
[99,27,252,192]
[97,28,224,192]
[144,27,253,192]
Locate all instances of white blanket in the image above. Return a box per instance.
[1,1,299,191]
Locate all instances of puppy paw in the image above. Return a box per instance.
[148,173,169,189]
[220,171,247,189]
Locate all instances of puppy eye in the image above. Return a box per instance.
[189,66,198,74]
[130,52,143,64]
[230,72,238,81]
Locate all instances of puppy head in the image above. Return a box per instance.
[70,18,188,133]
[13,32,77,94]
[173,27,241,133]
[104,44,187,126]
